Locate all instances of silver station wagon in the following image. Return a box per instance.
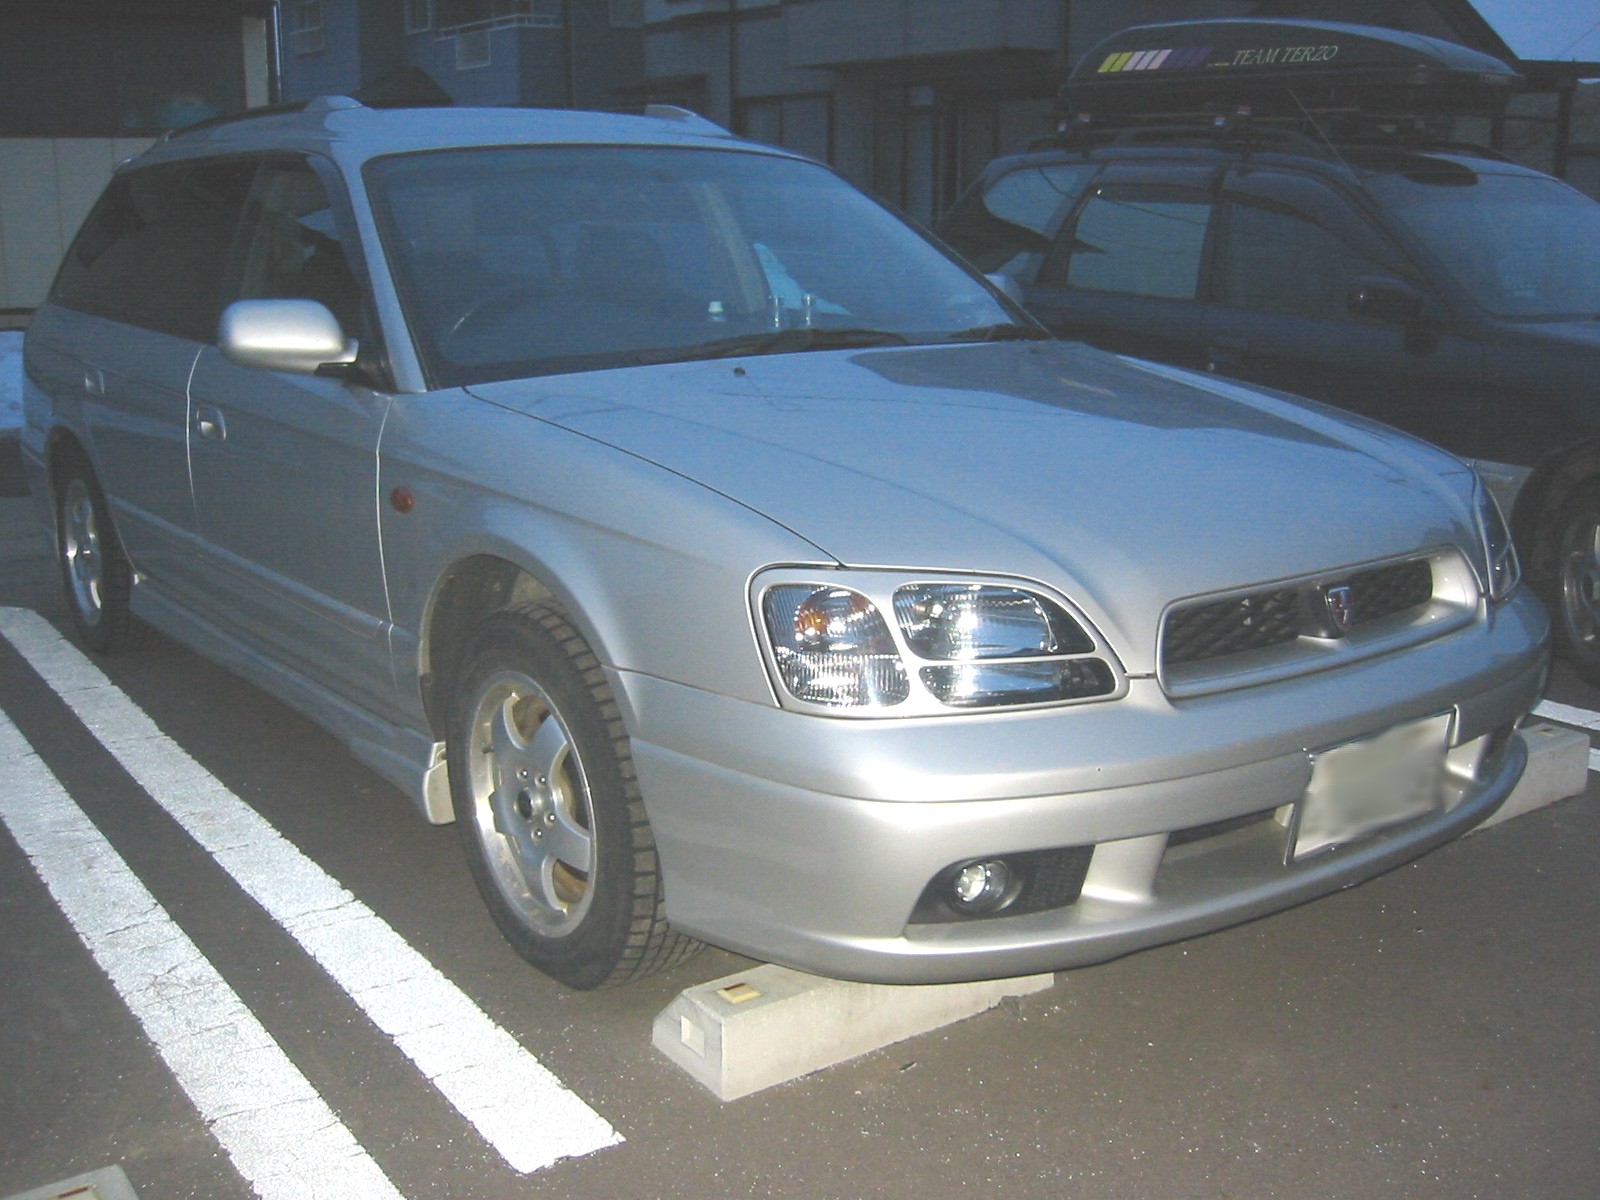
[22,99,1549,989]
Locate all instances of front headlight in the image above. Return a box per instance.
[1475,482,1520,602]
[755,571,1125,715]
[762,584,909,708]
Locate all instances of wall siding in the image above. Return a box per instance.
[0,138,154,311]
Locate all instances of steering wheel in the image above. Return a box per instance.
[445,231,564,340]
[446,282,550,340]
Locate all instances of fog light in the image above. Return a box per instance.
[951,859,1013,913]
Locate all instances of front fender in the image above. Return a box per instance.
[377,388,823,726]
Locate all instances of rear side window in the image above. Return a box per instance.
[1057,185,1214,300]
[938,162,1098,277]
[52,162,253,341]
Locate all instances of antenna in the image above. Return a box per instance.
[1287,89,1355,175]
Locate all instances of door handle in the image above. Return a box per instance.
[194,405,227,442]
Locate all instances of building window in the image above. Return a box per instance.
[405,0,434,34]
[437,0,560,33]
[873,86,938,221]
[736,94,832,164]
[291,0,326,55]
[456,29,492,69]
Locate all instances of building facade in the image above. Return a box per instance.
[278,0,645,111]
[0,0,274,316]
[634,0,1600,223]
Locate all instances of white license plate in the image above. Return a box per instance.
[1288,713,1452,861]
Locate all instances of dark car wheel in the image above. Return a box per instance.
[55,454,148,655]
[1555,484,1600,686]
[446,602,698,989]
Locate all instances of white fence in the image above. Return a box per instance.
[0,137,156,315]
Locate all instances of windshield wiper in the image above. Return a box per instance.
[943,323,1053,343]
[597,328,911,371]
[697,327,911,359]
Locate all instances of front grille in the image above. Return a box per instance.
[1348,559,1434,620]
[1010,846,1095,915]
[1163,558,1435,669]
[1167,807,1278,848]
[1162,588,1301,665]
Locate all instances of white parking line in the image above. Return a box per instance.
[0,711,407,1200]
[0,607,621,1174]
[1532,701,1600,772]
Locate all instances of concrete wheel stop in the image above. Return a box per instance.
[653,962,1053,1101]
[1471,721,1589,833]
[2,1166,139,1200]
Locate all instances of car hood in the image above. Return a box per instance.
[467,341,1477,673]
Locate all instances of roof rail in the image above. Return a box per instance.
[164,94,363,140]
[644,105,731,136]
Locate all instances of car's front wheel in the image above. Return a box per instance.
[446,603,697,989]
[1554,484,1600,686]
[54,453,147,654]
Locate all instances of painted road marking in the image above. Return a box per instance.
[1532,701,1600,772]
[0,607,621,1174]
[0,710,407,1200]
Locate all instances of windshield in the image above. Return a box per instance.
[1368,168,1600,320]
[366,146,1023,386]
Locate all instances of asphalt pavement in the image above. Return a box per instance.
[0,491,1595,1200]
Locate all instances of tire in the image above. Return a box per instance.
[1553,484,1600,686]
[54,454,148,655]
[446,602,698,989]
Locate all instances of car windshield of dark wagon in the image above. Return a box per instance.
[1368,168,1600,320]
[366,145,1029,387]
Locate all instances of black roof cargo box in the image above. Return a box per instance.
[1064,19,1521,120]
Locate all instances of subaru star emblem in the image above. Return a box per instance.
[1325,585,1355,633]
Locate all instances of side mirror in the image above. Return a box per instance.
[1348,276,1425,325]
[219,299,358,375]
[985,272,1026,304]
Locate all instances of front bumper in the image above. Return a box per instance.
[619,590,1549,984]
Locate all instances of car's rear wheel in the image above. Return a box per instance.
[1554,484,1600,685]
[446,602,698,989]
[55,454,147,654]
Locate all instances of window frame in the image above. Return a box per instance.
[938,159,1101,279]
[225,158,370,340]
[292,0,327,55]
[360,142,1023,391]
[49,159,258,343]
[455,29,492,70]
[1036,163,1223,299]
[608,0,644,28]
[405,0,434,34]
[734,92,835,164]
[1042,179,1220,302]
[1211,165,1438,321]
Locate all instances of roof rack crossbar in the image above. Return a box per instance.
[1038,97,1517,164]
[1039,109,1347,162]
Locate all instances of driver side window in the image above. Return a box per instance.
[230,161,363,334]
[1219,200,1390,320]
